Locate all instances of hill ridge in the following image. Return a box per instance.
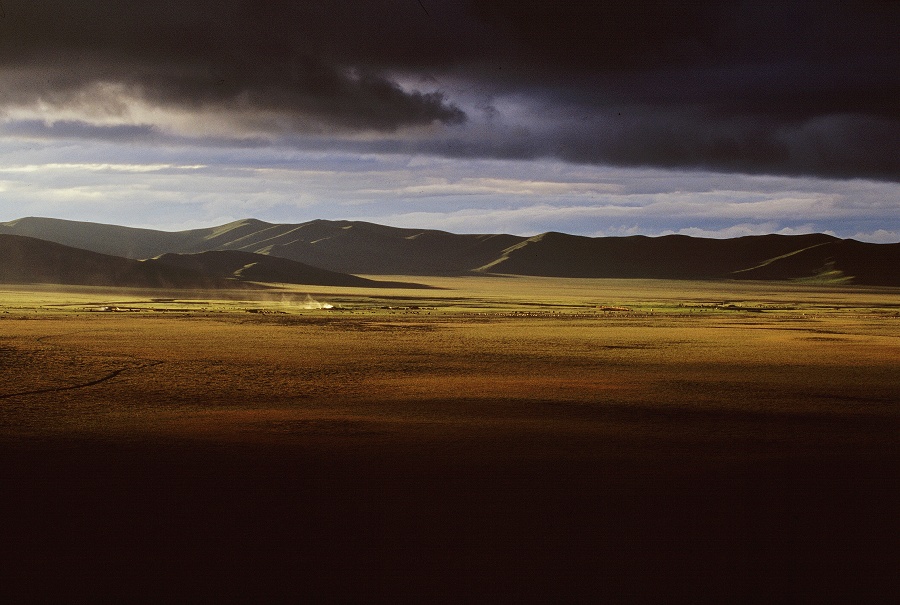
[1,217,897,286]
[0,234,431,289]
[0,233,259,289]
[148,250,430,289]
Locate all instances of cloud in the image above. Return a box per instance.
[667,223,832,239]
[851,229,900,244]
[0,2,466,133]
[0,1,895,180]
[0,135,897,241]
[0,162,200,174]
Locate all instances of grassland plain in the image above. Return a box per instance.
[1,277,898,602]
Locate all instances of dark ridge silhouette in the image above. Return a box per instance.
[0,216,214,259]
[0,234,261,289]
[148,250,431,288]
[0,217,522,275]
[2,217,898,285]
[478,232,841,279]
[730,239,900,286]
[263,221,523,275]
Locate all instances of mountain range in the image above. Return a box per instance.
[0,227,427,290]
[1,216,898,287]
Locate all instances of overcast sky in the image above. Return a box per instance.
[0,1,897,241]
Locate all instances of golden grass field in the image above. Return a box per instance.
[1,277,898,601]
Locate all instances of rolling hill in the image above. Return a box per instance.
[2,216,898,286]
[0,235,428,289]
[147,251,430,288]
[0,217,522,275]
[0,217,211,259]
[0,234,255,289]
[478,232,857,279]
[480,231,899,285]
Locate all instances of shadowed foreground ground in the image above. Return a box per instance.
[1,309,897,602]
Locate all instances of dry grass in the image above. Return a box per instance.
[3,301,897,447]
[2,277,897,467]
[1,277,898,601]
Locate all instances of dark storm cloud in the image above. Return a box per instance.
[0,1,897,179]
[0,0,466,130]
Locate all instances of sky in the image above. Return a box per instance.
[0,1,897,241]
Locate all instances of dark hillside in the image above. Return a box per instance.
[1,217,897,284]
[0,234,257,289]
[263,222,523,275]
[731,239,900,286]
[149,250,430,288]
[479,232,840,279]
[0,217,523,275]
[0,216,212,259]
